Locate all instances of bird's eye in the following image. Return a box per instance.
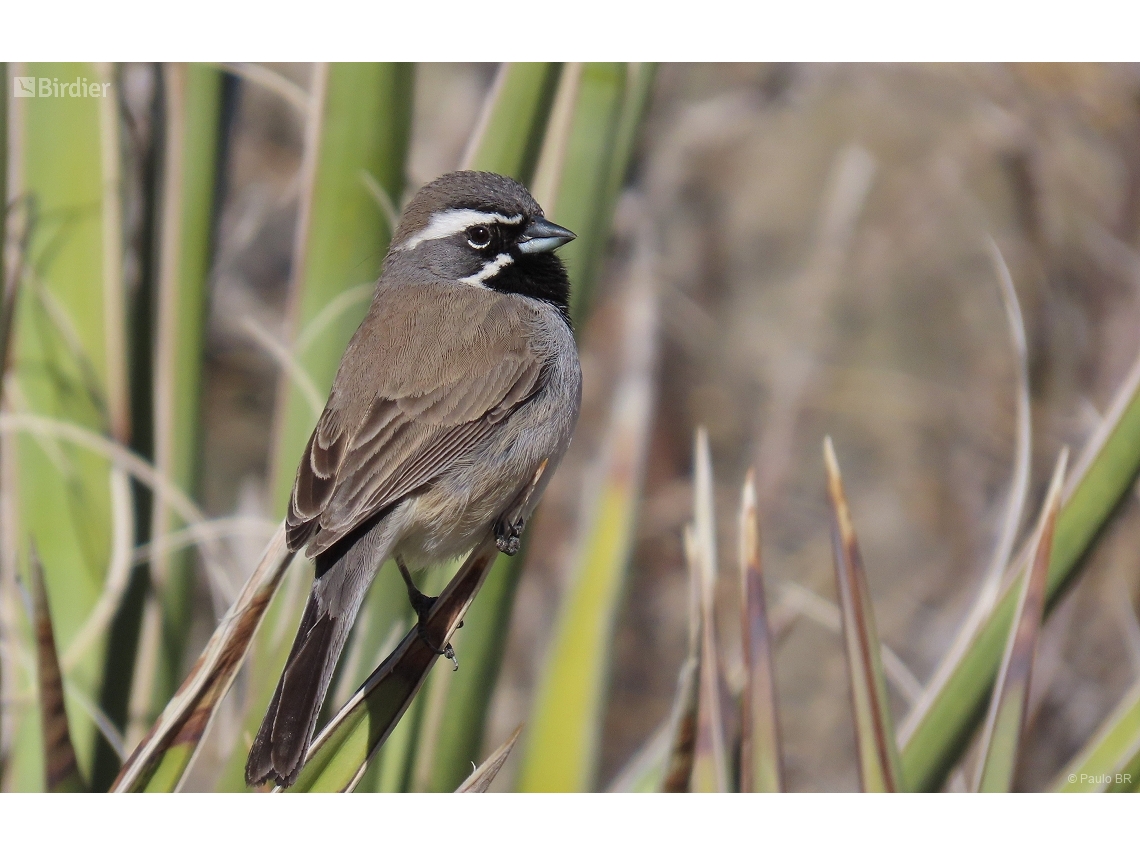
[466,225,492,250]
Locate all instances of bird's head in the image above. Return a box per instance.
[389,171,576,312]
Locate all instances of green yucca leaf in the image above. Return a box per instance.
[325,575,415,792]
[606,474,702,795]
[974,449,1066,792]
[393,63,565,794]
[690,428,731,793]
[1054,681,1140,793]
[517,228,658,792]
[568,63,656,320]
[461,63,562,183]
[824,437,902,792]
[268,62,413,511]
[536,62,624,316]
[529,63,584,211]
[405,563,465,792]
[361,684,428,792]
[738,471,783,793]
[211,62,414,792]
[6,62,125,790]
[126,62,224,751]
[900,351,1140,791]
[605,436,703,797]
[424,64,657,794]
[30,544,85,792]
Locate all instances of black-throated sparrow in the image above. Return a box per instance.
[245,171,582,788]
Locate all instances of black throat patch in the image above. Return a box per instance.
[484,251,573,327]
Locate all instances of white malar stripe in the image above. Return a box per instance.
[398,208,524,251]
[458,252,514,288]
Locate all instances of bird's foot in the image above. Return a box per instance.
[495,517,524,556]
[397,556,459,670]
[411,594,458,669]
[408,589,437,622]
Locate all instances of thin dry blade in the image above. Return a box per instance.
[689,428,730,792]
[660,524,704,791]
[110,526,292,792]
[824,437,902,792]
[455,723,524,793]
[738,471,783,792]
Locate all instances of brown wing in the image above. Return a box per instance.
[285,287,545,557]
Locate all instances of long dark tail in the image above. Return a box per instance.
[245,522,385,788]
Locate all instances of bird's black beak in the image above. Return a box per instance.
[518,216,576,255]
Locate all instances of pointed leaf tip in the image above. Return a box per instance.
[824,440,902,792]
[738,470,783,792]
[30,544,86,793]
[975,447,1068,792]
[456,724,524,793]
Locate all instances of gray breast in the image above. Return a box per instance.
[395,295,581,565]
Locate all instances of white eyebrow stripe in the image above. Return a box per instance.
[458,252,514,288]
[398,209,524,251]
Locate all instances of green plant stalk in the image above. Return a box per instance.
[975,450,1064,792]
[1054,681,1140,793]
[518,234,658,792]
[150,63,223,711]
[325,562,409,725]
[462,63,563,182]
[135,61,223,736]
[416,63,658,795]
[516,485,638,792]
[410,550,521,791]
[568,63,656,319]
[268,62,413,511]
[399,564,464,792]
[900,354,1140,791]
[342,563,433,792]
[90,62,157,790]
[7,62,123,790]
[371,63,562,793]
[538,63,624,303]
[215,63,412,791]
[360,683,428,792]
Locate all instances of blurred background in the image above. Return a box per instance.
[4,62,1140,792]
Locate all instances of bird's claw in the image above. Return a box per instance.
[416,622,459,670]
[495,518,524,556]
